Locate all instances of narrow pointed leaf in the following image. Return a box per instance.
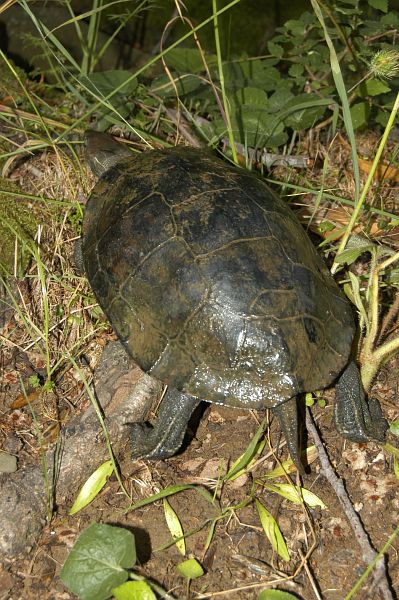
[225,416,268,480]
[69,460,114,515]
[255,499,290,562]
[163,499,186,555]
[264,483,326,509]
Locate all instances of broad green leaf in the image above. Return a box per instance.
[80,70,138,101]
[288,63,304,78]
[165,48,217,73]
[335,235,376,265]
[381,11,399,27]
[267,41,284,58]
[223,61,281,92]
[282,94,328,130]
[60,524,136,600]
[232,86,268,106]
[69,460,114,515]
[335,245,373,265]
[163,499,186,555]
[284,18,307,36]
[113,581,156,600]
[363,79,391,96]
[268,84,295,113]
[375,109,390,128]
[367,0,388,12]
[264,484,327,509]
[255,499,290,562]
[214,108,287,148]
[258,589,298,600]
[176,558,204,579]
[350,102,369,130]
[394,456,399,481]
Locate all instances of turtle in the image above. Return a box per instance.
[81,130,387,470]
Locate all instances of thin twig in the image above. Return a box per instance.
[305,409,393,600]
[222,139,310,169]
[379,290,399,342]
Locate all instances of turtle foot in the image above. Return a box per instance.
[130,389,200,461]
[334,361,387,443]
[272,397,305,474]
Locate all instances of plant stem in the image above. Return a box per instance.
[212,0,238,163]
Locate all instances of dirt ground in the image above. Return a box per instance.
[0,131,398,600]
[0,345,398,600]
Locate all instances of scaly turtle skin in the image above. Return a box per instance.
[82,131,387,470]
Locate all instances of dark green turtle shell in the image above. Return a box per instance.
[82,146,354,409]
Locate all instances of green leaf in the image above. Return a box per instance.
[345,273,368,329]
[389,418,399,437]
[257,589,297,600]
[255,499,290,562]
[79,70,138,108]
[288,63,304,78]
[225,416,268,480]
[60,524,136,600]
[268,84,294,113]
[176,558,204,580]
[335,235,377,266]
[257,589,299,600]
[264,483,327,509]
[163,499,186,555]
[284,18,307,36]
[350,101,370,129]
[223,61,281,92]
[282,94,327,130]
[363,79,391,96]
[367,0,388,12]
[126,484,215,511]
[267,41,284,58]
[69,460,114,515]
[233,86,268,106]
[165,48,216,73]
[113,581,156,600]
[260,446,317,478]
[394,456,399,481]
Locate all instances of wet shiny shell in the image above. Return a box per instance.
[82,147,354,409]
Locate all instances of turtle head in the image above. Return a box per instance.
[85,130,132,177]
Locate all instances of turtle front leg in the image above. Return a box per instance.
[334,361,387,443]
[130,389,200,460]
[272,397,304,474]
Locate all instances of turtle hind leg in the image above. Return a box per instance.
[130,388,201,460]
[334,361,387,443]
[272,397,305,474]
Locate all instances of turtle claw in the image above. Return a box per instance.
[334,362,387,444]
[272,397,305,474]
[130,389,200,461]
